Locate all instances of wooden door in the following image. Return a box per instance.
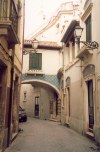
[87,80,94,129]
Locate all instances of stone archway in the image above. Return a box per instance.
[20,79,61,121]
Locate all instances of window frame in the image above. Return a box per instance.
[29,53,42,70]
[85,15,91,42]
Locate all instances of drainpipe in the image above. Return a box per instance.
[63,42,66,96]
[61,42,66,124]
[62,42,66,111]
[22,0,25,67]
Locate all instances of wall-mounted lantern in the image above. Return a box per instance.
[23,38,39,55]
[74,25,99,49]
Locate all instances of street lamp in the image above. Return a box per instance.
[74,25,99,49]
[32,38,39,51]
[74,25,83,40]
[23,38,39,55]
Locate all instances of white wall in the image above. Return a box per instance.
[42,50,61,74]
[22,49,61,75]
[32,2,80,42]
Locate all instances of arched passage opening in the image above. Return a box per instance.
[20,79,61,121]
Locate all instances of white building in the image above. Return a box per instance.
[21,40,62,120]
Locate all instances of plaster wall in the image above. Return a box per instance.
[38,14,73,42]
[33,2,80,42]
[97,53,100,74]
[10,0,24,77]
[22,49,61,74]
[20,84,35,116]
[65,60,84,133]
[42,50,61,74]
[92,0,100,44]
[39,88,50,119]
[15,0,24,63]
[70,80,83,133]
[91,0,100,143]
[15,44,22,66]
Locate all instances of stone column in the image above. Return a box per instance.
[75,38,79,58]
[69,42,73,62]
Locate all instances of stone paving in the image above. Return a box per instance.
[5,117,100,152]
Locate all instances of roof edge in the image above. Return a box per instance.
[61,20,79,43]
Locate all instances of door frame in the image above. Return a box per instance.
[87,79,94,129]
[83,76,95,133]
[34,96,39,117]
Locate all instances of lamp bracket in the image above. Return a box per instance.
[80,41,99,49]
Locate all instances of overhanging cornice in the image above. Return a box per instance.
[61,20,79,44]
[81,2,93,21]
[24,40,62,50]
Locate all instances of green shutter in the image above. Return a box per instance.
[35,53,39,69]
[29,53,42,70]
[29,53,33,70]
[38,53,42,70]
[86,15,91,42]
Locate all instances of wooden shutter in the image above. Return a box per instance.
[38,53,42,70]
[29,53,33,70]
[86,15,91,42]
[29,53,42,70]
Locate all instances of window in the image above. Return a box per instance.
[29,53,42,70]
[35,96,39,116]
[35,96,39,105]
[24,91,27,101]
[85,15,91,42]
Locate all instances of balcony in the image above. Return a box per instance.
[0,0,19,44]
[76,45,93,60]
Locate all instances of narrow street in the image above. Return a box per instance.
[5,118,99,152]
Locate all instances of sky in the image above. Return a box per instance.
[24,0,80,38]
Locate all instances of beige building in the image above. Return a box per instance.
[0,0,24,151]
[59,0,100,144]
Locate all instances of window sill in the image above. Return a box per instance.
[26,70,44,75]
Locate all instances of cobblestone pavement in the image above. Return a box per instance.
[5,117,100,152]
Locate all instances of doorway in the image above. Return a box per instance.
[34,96,39,117]
[67,87,70,117]
[87,80,94,129]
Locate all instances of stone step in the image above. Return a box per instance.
[48,118,60,122]
[85,131,94,141]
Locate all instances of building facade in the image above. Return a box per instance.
[20,1,80,121]
[29,1,80,42]
[59,0,100,144]
[21,40,62,120]
[0,0,24,151]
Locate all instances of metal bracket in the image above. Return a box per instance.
[80,41,99,49]
[23,49,37,55]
